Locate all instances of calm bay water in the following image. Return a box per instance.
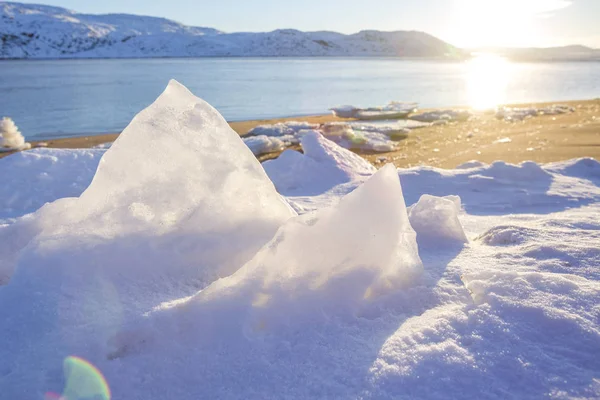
[1,57,599,139]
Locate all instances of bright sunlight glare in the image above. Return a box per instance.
[465,54,511,110]
[449,0,573,47]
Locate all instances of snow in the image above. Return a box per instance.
[0,147,104,223]
[1,81,599,399]
[0,117,30,151]
[1,2,459,59]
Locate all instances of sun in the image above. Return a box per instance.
[465,54,511,110]
[448,0,572,48]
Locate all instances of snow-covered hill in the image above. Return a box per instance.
[0,2,461,58]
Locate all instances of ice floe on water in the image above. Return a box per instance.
[0,81,599,399]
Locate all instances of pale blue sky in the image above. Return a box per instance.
[15,0,600,47]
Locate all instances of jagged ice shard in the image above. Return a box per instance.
[0,80,298,397]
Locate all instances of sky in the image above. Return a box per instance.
[13,0,600,48]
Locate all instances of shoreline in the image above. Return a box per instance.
[4,99,600,168]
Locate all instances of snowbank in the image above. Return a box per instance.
[398,159,599,214]
[0,148,105,222]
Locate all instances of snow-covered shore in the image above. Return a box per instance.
[0,81,599,399]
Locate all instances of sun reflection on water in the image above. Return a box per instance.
[466,54,511,110]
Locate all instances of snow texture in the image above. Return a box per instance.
[0,2,459,59]
[0,81,599,400]
[0,147,104,222]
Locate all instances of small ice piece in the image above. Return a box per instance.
[320,124,397,152]
[243,135,287,155]
[408,194,468,246]
[330,105,361,118]
[0,117,31,151]
[246,121,319,137]
[410,110,472,123]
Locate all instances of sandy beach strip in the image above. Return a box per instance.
[3,99,599,167]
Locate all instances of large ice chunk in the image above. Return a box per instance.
[116,164,423,355]
[263,130,376,195]
[0,80,295,282]
[0,80,297,397]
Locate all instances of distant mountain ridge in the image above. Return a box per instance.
[1,2,598,60]
[0,1,462,58]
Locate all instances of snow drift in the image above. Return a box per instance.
[0,148,104,222]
